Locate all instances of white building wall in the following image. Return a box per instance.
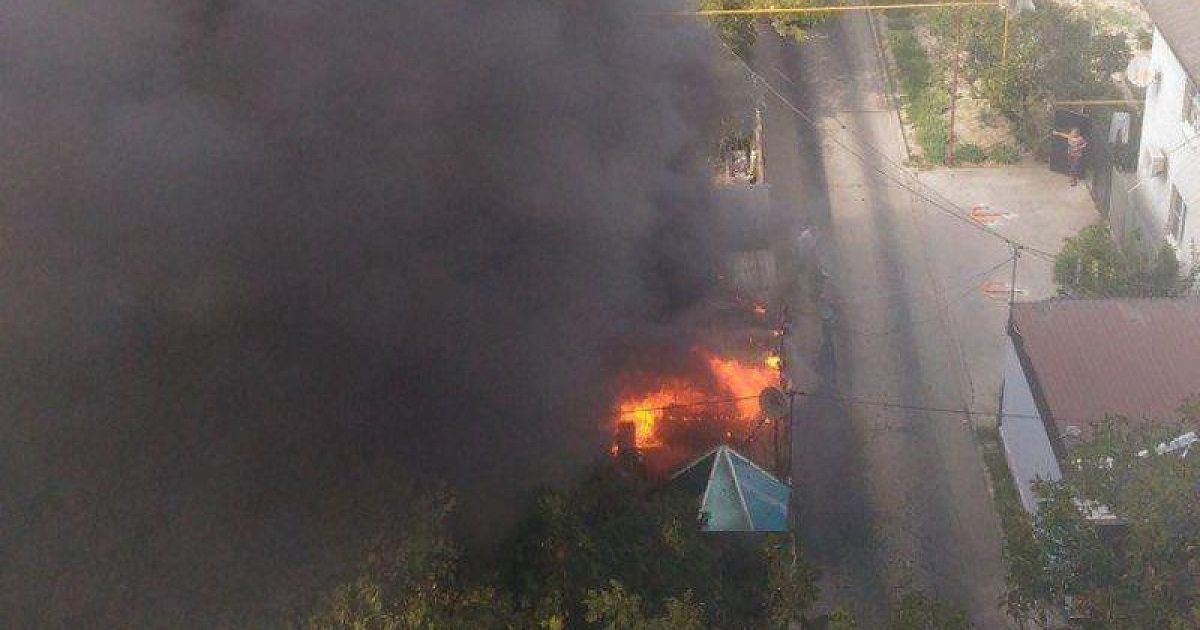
[1134,29,1200,265]
[999,337,1062,514]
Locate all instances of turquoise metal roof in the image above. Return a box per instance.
[669,445,791,532]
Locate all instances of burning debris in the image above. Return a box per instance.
[611,348,778,471]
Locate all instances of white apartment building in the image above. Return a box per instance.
[1134,0,1200,264]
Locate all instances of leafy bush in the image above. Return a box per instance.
[889,29,931,98]
[931,2,1132,155]
[911,89,948,163]
[1054,224,1132,297]
[887,12,914,31]
[1136,29,1153,51]
[702,0,825,58]
[1054,223,1197,297]
[956,143,986,164]
[987,143,1021,164]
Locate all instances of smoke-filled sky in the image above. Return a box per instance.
[0,1,734,625]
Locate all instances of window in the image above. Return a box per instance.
[1185,76,1200,129]
[1169,186,1188,243]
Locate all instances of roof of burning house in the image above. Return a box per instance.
[669,445,790,532]
[1009,298,1200,442]
[1142,0,1200,84]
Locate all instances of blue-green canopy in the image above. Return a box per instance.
[669,445,790,532]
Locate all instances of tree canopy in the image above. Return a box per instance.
[303,462,822,629]
[1004,402,1200,628]
[700,0,820,59]
[1054,223,1196,298]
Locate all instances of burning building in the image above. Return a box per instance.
[610,346,782,476]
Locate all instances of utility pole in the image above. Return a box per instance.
[947,9,963,166]
[773,306,790,477]
[785,390,796,483]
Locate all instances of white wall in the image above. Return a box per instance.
[1134,29,1200,265]
[999,337,1062,514]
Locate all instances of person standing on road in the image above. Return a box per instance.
[1053,127,1088,187]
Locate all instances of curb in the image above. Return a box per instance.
[866,11,913,164]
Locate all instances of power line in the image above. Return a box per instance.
[616,386,1101,426]
[795,255,1015,338]
[825,252,1014,310]
[720,42,1061,262]
[618,394,760,415]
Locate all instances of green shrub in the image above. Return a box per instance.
[887,13,914,31]
[987,143,1021,164]
[910,89,947,124]
[956,143,986,163]
[916,125,948,164]
[910,89,948,163]
[889,29,931,98]
[1136,29,1153,51]
[1054,223,1197,297]
[1054,224,1127,297]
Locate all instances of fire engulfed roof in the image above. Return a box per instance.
[1010,298,1200,439]
[669,445,790,532]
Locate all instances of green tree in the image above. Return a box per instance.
[765,534,820,628]
[305,487,518,629]
[890,590,972,630]
[1004,402,1200,627]
[306,578,400,630]
[701,0,819,59]
[307,462,824,629]
[828,608,860,629]
[583,581,705,630]
[1054,223,1196,298]
[923,3,1130,154]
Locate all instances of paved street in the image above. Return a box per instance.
[754,11,1095,626]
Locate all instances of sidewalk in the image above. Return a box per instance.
[918,165,1100,300]
[916,164,1100,422]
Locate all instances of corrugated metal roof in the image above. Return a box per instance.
[1142,0,1200,84]
[1010,298,1200,439]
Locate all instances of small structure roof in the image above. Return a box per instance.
[669,444,790,532]
[1010,298,1200,441]
[1142,0,1200,84]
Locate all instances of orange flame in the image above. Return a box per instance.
[614,351,777,450]
[618,380,707,449]
[706,353,776,418]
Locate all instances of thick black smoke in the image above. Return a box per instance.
[0,1,733,625]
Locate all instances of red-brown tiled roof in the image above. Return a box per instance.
[1010,298,1200,439]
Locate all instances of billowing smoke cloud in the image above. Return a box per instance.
[0,1,733,625]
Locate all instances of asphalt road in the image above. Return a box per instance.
[756,15,1013,628]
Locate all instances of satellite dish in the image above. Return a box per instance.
[759,387,789,420]
[1126,54,1154,88]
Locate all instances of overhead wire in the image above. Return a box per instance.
[617,386,1104,427]
[720,39,1061,262]
[617,26,1102,439]
[795,254,1015,338]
